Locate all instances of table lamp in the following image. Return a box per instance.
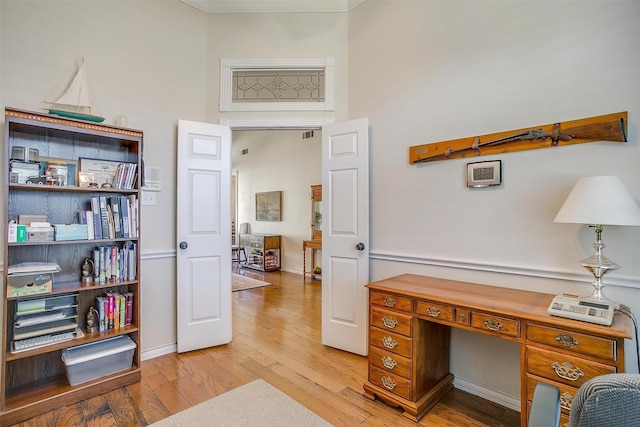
[554,176,640,303]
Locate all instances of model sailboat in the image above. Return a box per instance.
[46,58,105,122]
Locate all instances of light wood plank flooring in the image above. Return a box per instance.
[11,270,520,426]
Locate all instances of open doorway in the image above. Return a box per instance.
[231,129,322,276]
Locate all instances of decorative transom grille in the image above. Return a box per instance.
[232,70,325,103]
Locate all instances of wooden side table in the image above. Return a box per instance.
[303,239,322,281]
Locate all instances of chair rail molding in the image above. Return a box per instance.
[220,57,335,112]
[369,251,640,291]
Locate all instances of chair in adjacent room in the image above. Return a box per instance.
[231,221,246,272]
[528,373,640,427]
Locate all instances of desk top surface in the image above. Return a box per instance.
[367,274,631,339]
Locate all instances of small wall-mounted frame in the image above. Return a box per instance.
[467,160,502,188]
[256,191,282,221]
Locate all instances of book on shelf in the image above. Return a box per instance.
[82,210,95,240]
[125,293,133,326]
[109,196,123,238]
[120,195,130,238]
[99,196,109,239]
[96,295,106,332]
[92,249,100,282]
[105,205,115,239]
[128,195,138,238]
[91,196,102,240]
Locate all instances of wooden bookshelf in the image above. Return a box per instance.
[1,108,142,425]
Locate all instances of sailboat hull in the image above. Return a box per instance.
[48,109,105,123]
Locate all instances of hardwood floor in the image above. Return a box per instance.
[10,270,520,427]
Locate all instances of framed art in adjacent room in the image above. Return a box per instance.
[256,191,282,221]
[467,160,502,187]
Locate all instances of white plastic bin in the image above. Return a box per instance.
[61,335,136,386]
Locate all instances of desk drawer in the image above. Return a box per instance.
[526,399,570,427]
[526,346,616,388]
[370,346,411,379]
[415,301,455,323]
[371,307,413,337]
[470,311,520,338]
[526,323,616,362]
[369,365,411,400]
[370,327,412,358]
[370,291,412,313]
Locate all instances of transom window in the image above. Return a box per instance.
[220,58,334,112]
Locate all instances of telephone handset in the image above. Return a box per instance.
[547,293,614,326]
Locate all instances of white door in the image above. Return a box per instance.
[176,120,232,353]
[321,118,370,355]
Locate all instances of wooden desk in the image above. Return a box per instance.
[362,274,632,426]
[302,239,322,280]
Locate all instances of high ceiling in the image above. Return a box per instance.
[180,0,367,13]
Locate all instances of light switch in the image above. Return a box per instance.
[141,191,156,206]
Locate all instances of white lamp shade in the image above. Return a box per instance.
[554,176,640,226]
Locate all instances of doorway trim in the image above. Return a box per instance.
[219,117,334,130]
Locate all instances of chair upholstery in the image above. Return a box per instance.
[568,373,640,427]
[529,374,640,427]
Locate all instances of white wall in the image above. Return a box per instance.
[232,130,322,273]
[0,0,209,355]
[349,0,640,405]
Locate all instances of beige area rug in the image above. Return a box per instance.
[232,273,272,292]
[149,379,332,426]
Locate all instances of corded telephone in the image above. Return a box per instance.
[547,293,615,326]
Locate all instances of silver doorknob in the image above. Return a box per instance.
[179,241,188,249]
[356,242,365,251]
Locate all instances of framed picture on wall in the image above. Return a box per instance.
[256,191,282,221]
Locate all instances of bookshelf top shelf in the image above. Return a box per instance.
[9,183,138,193]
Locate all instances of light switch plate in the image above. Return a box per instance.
[141,191,156,206]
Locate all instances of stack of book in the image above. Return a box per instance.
[95,292,134,332]
[112,162,137,190]
[77,195,138,240]
[91,241,137,283]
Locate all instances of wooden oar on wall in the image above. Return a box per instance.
[409,112,628,164]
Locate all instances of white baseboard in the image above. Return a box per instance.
[453,376,521,412]
[141,343,176,361]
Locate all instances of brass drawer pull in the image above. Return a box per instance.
[484,319,502,331]
[560,391,574,411]
[551,361,584,381]
[427,308,441,317]
[381,355,398,370]
[382,316,398,329]
[556,334,579,347]
[383,298,396,307]
[381,376,397,390]
[459,313,466,321]
[382,336,398,349]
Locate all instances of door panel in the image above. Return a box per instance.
[177,120,232,353]
[321,118,369,355]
